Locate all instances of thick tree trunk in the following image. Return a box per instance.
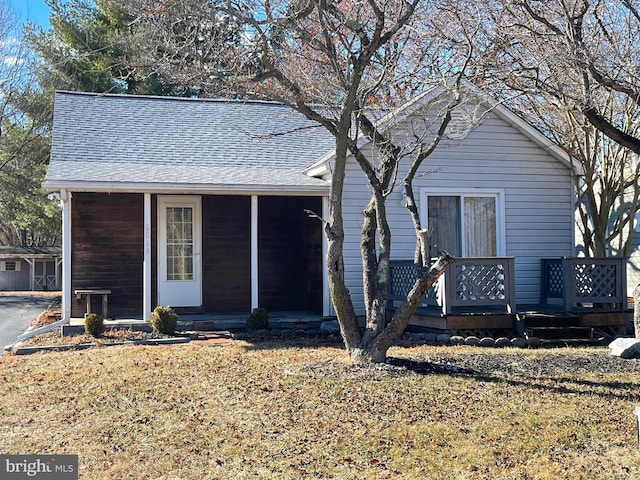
[350,252,455,363]
[634,284,640,338]
[326,226,361,350]
[360,197,392,347]
[326,133,362,354]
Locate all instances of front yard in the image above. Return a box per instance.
[1,340,639,479]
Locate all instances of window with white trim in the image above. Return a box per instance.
[422,190,505,258]
[1,260,21,271]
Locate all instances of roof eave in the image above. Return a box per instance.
[42,180,330,196]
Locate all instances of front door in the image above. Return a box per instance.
[158,195,202,307]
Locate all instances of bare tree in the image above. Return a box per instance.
[114,0,488,362]
[481,0,640,153]
[477,0,640,336]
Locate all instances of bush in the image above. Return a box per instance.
[246,308,269,330]
[151,305,179,334]
[84,313,105,337]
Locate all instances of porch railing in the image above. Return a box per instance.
[541,257,628,312]
[389,257,516,315]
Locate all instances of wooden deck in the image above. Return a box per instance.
[389,257,632,341]
[401,303,631,340]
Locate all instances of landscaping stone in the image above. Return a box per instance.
[320,320,340,334]
[608,337,640,359]
[133,337,191,346]
[425,333,438,345]
[527,337,542,348]
[465,336,480,346]
[193,321,215,331]
[404,332,425,341]
[61,325,84,336]
[494,337,511,348]
[449,335,465,346]
[436,333,451,345]
[510,337,527,348]
[480,337,495,348]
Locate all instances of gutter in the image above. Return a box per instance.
[42,181,330,196]
[3,317,69,352]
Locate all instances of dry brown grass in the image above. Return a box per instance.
[1,340,640,479]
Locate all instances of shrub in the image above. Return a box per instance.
[246,308,269,330]
[84,313,105,337]
[151,305,179,334]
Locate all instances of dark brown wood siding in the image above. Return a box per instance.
[258,196,322,313]
[71,193,143,318]
[202,196,251,312]
[70,193,322,318]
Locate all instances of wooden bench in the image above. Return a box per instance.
[74,288,111,319]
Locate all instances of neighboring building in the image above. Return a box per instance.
[44,87,585,325]
[629,215,640,294]
[0,246,62,291]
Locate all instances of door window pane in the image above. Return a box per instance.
[166,206,194,280]
[428,196,461,256]
[427,194,498,257]
[464,197,496,256]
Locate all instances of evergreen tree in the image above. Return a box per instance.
[0,0,210,246]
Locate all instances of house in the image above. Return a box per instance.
[43,88,629,338]
[44,91,334,323]
[0,246,61,291]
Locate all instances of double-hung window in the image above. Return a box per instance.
[422,189,505,258]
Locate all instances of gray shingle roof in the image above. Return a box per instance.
[45,92,336,192]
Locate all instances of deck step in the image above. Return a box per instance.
[517,313,579,328]
[539,337,606,347]
[525,326,594,340]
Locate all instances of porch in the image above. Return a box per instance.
[389,257,631,342]
[66,192,329,322]
[67,311,326,333]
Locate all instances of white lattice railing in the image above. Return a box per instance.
[389,257,516,315]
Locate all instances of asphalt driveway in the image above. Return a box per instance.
[0,294,57,351]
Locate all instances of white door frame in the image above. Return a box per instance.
[420,187,506,256]
[157,195,202,307]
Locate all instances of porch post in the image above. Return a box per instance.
[55,258,62,290]
[23,258,34,291]
[61,189,72,322]
[143,193,152,322]
[322,196,332,316]
[251,195,259,310]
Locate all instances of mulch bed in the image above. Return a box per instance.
[300,350,640,381]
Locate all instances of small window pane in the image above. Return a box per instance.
[428,196,461,256]
[165,205,194,281]
[464,197,497,256]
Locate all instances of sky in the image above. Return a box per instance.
[8,0,51,30]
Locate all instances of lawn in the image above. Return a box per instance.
[1,339,640,479]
